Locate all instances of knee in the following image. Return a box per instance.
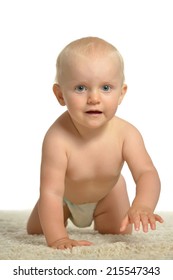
[26,222,43,235]
[26,221,33,235]
[26,219,36,235]
[120,224,133,235]
[26,214,43,235]
[96,223,133,235]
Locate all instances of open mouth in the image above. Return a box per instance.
[86,110,102,114]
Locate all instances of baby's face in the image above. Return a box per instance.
[59,53,126,130]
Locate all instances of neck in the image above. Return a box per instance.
[68,114,112,141]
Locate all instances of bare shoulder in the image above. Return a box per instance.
[114,117,156,181]
[43,111,72,145]
[115,117,150,161]
[114,116,142,137]
[41,111,74,159]
[114,116,145,155]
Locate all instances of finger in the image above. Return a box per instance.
[66,244,73,250]
[120,215,129,232]
[148,215,156,230]
[149,214,164,230]
[77,240,93,246]
[154,214,164,223]
[58,244,67,250]
[140,214,149,232]
[57,240,77,250]
[131,214,140,231]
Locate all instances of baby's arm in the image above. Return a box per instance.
[38,130,92,249]
[120,124,163,233]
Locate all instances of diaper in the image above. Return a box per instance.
[63,198,97,228]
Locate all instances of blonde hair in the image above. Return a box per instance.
[55,37,125,84]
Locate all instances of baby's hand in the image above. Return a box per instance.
[120,205,164,233]
[49,237,93,250]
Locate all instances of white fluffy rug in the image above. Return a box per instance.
[0,211,173,260]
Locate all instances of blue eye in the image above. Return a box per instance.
[75,85,87,93]
[101,85,111,92]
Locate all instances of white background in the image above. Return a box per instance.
[0,0,172,211]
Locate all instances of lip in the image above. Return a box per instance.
[85,110,102,114]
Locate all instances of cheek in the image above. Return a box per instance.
[104,96,119,109]
[65,95,84,111]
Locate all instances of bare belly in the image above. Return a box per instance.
[64,175,120,204]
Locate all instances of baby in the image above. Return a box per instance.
[27,37,163,249]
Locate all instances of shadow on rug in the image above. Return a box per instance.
[0,211,172,260]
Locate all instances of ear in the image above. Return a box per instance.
[118,84,127,105]
[53,84,66,106]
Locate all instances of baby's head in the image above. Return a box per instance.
[53,37,127,130]
[55,37,125,86]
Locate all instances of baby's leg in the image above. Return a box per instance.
[94,175,132,234]
[27,200,70,234]
[27,201,42,234]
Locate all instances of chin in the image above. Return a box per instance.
[85,121,107,129]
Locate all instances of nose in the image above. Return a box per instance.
[87,90,100,105]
